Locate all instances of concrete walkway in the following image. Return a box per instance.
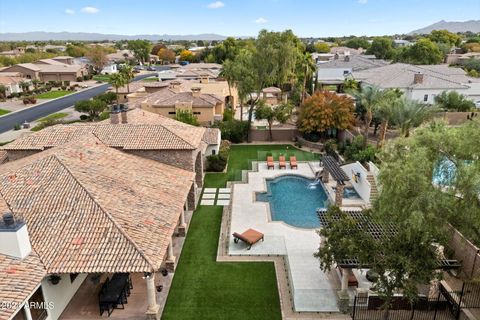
[229,162,341,312]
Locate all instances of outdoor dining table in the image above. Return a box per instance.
[98,273,130,316]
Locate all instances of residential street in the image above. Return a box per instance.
[0,73,156,133]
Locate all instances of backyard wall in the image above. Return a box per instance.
[42,273,88,320]
[447,224,480,279]
[434,112,480,126]
[340,162,371,204]
[249,127,298,142]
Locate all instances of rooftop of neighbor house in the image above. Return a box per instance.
[262,86,282,93]
[353,63,480,89]
[107,50,133,60]
[176,69,218,78]
[1,61,82,73]
[147,90,223,108]
[0,71,22,77]
[0,75,25,85]
[179,63,222,70]
[318,54,389,71]
[37,58,68,65]
[113,81,169,94]
[202,128,221,145]
[0,134,195,319]
[329,46,365,55]
[1,108,214,152]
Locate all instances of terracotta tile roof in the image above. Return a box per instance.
[150,91,223,108]
[0,252,46,319]
[0,150,7,164]
[203,128,220,145]
[0,135,194,275]
[3,109,207,151]
[0,75,24,85]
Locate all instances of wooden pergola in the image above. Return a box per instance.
[318,209,461,292]
[320,155,350,206]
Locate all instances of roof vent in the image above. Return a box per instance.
[3,212,14,226]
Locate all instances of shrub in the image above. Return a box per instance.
[76,76,83,82]
[61,86,67,90]
[342,135,377,164]
[324,139,337,156]
[79,115,90,121]
[83,75,89,81]
[63,81,70,86]
[13,124,21,130]
[215,120,249,143]
[95,92,117,105]
[206,154,227,172]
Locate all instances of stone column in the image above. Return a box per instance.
[341,268,349,292]
[165,238,176,272]
[321,169,330,183]
[178,210,187,237]
[145,273,160,320]
[335,183,344,207]
[187,184,196,210]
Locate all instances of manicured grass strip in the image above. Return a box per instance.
[36,90,73,99]
[162,145,319,319]
[38,112,68,122]
[142,77,159,82]
[92,74,112,82]
[0,109,11,116]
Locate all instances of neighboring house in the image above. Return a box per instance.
[317,54,389,89]
[203,128,221,156]
[107,49,134,62]
[0,61,86,82]
[43,44,67,52]
[445,52,480,64]
[0,47,25,57]
[393,39,413,47]
[2,108,220,198]
[353,63,480,104]
[110,81,169,103]
[100,63,118,75]
[0,134,195,320]
[0,73,30,96]
[139,85,224,125]
[261,86,284,105]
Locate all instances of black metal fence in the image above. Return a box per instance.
[352,281,480,320]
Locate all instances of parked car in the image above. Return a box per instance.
[475,101,480,109]
[179,61,190,66]
[147,66,156,71]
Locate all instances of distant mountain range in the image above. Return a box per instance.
[0,31,229,41]
[409,20,480,35]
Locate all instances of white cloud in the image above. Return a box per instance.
[65,9,75,15]
[358,0,368,4]
[81,6,100,14]
[207,1,225,9]
[255,17,268,24]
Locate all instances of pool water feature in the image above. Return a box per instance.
[255,175,329,228]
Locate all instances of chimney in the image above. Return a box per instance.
[334,53,339,60]
[120,104,128,124]
[344,55,350,62]
[191,87,201,97]
[0,212,32,259]
[200,75,209,84]
[169,81,181,93]
[413,72,424,84]
[110,105,120,124]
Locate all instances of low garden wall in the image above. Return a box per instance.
[447,224,480,279]
[249,127,299,142]
[295,136,324,151]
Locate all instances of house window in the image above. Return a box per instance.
[423,94,428,102]
[168,112,176,115]
[193,112,201,115]
[212,149,216,155]
[343,70,349,75]
[70,273,79,283]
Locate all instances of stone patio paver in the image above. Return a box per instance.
[216,199,230,206]
[218,188,231,193]
[200,199,215,205]
[202,193,216,199]
[203,188,217,193]
[217,193,231,199]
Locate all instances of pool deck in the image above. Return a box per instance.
[229,161,366,312]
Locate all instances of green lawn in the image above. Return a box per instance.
[92,74,112,82]
[0,109,11,116]
[162,144,319,320]
[31,112,69,132]
[36,90,73,99]
[142,77,159,82]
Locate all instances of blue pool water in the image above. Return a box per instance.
[255,175,329,228]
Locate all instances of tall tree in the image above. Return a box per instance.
[391,98,437,138]
[428,29,462,47]
[108,73,126,105]
[74,99,107,121]
[366,37,395,59]
[86,46,108,73]
[157,48,176,64]
[349,85,395,147]
[120,65,135,93]
[219,59,235,109]
[297,91,355,137]
[397,38,443,65]
[254,101,293,141]
[127,40,151,64]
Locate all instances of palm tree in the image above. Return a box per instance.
[31,79,40,90]
[219,59,236,109]
[348,85,395,147]
[299,52,316,103]
[109,73,127,105]
[19,80,30,93]
[392,98,437,137]
[120,65,135,93]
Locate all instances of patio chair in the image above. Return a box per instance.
[290,156,298,169]
[233,228,264,250]
[267,156,274,170]
[279,156,286,169]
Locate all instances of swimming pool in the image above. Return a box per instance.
[255,175,329,228]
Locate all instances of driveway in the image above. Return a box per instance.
[0,73,156,133]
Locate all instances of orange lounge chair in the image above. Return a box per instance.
[267,156,274,170]
[279,156,286,169]
[290,156,298,169]
[233,229,264,250]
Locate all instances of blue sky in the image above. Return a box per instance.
[1,0,479,37]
